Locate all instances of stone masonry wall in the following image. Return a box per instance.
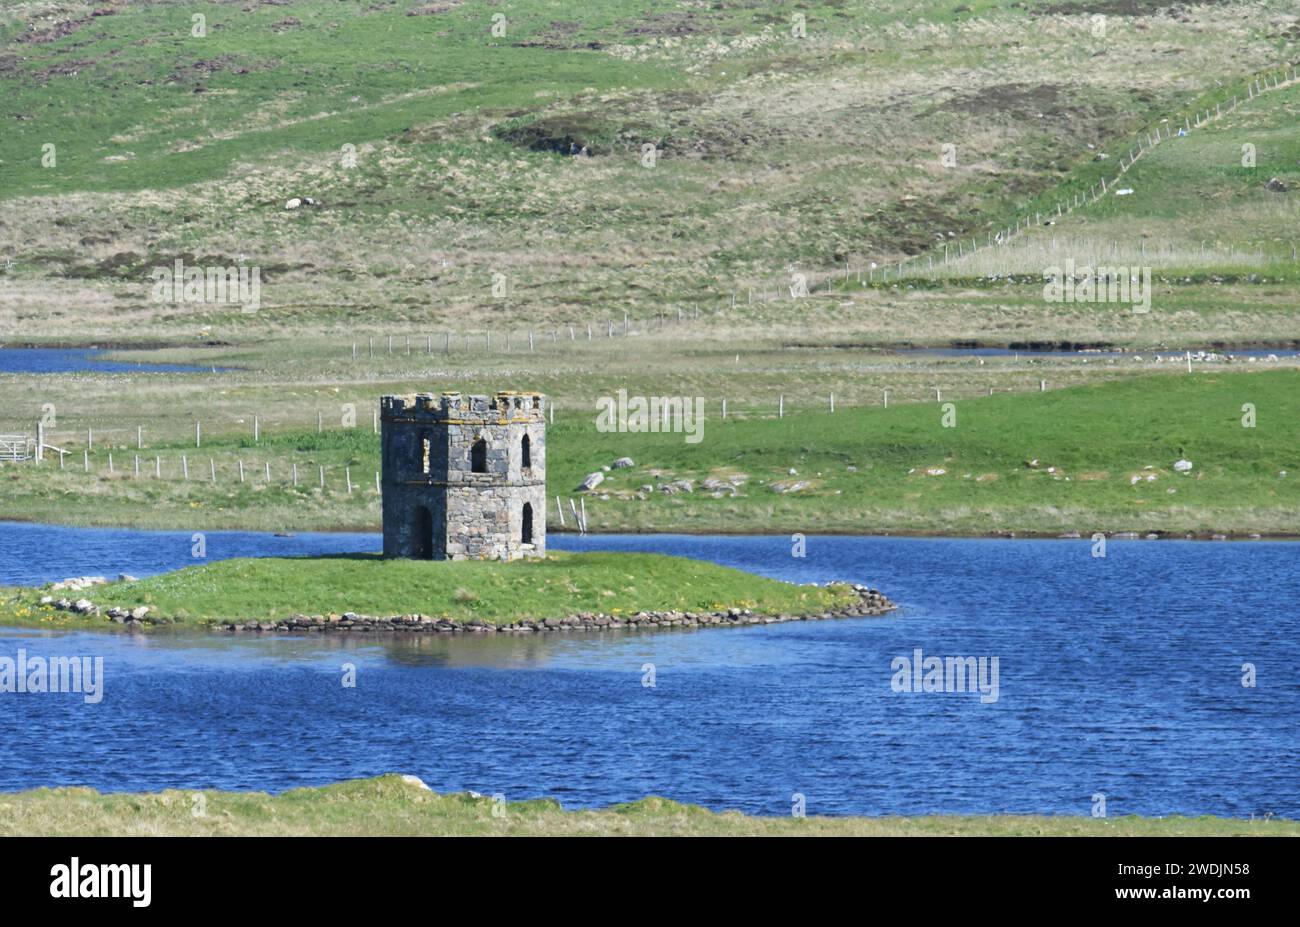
[381,391,545,560]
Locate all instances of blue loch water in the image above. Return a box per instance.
[0,347,222,374]
[0,522,1296,818]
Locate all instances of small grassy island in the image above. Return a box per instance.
[3,775,1292,837]
[0,551,882,631]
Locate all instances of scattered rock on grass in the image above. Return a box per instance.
[771,479,809,494]
[658,479,694,495]
[51,576,107,591]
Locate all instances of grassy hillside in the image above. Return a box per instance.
[2,774,1294,836]
[920,72,1300,281]
[0,368,1295,537]
[0,550,858,626]
[2,2,1297,541]
[2,0,1295,338]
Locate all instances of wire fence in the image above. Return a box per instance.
[727,61,1300,300]
[11,352,1282,463]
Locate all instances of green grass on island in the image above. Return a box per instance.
[0,551,858,629]
[2,775,1292,837]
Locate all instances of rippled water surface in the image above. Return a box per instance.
[1,523,1296,818]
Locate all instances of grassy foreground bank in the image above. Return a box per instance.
[0,551,857,629]
[2,775,1291,837]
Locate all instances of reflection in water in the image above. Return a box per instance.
[379,633,573,670]
[1,524,1297,818]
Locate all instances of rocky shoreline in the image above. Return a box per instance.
[210,585,896,635]
[27,577,896,633]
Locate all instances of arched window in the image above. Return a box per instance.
[470,437,488,473]
[420,432,432,475]
[521,433,531,470]
[521,502,534,545]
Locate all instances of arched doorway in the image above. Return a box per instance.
[413,505,433,559]
[521,502,534,545]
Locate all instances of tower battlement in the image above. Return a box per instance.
[381,391,545,423]
[380,389,546,561]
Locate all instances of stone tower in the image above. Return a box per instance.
[380,390,545,561]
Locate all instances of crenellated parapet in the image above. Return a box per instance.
[380,388,546,562]
[381,391,545,424]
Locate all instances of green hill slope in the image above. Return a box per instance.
[2,0,1294,333]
